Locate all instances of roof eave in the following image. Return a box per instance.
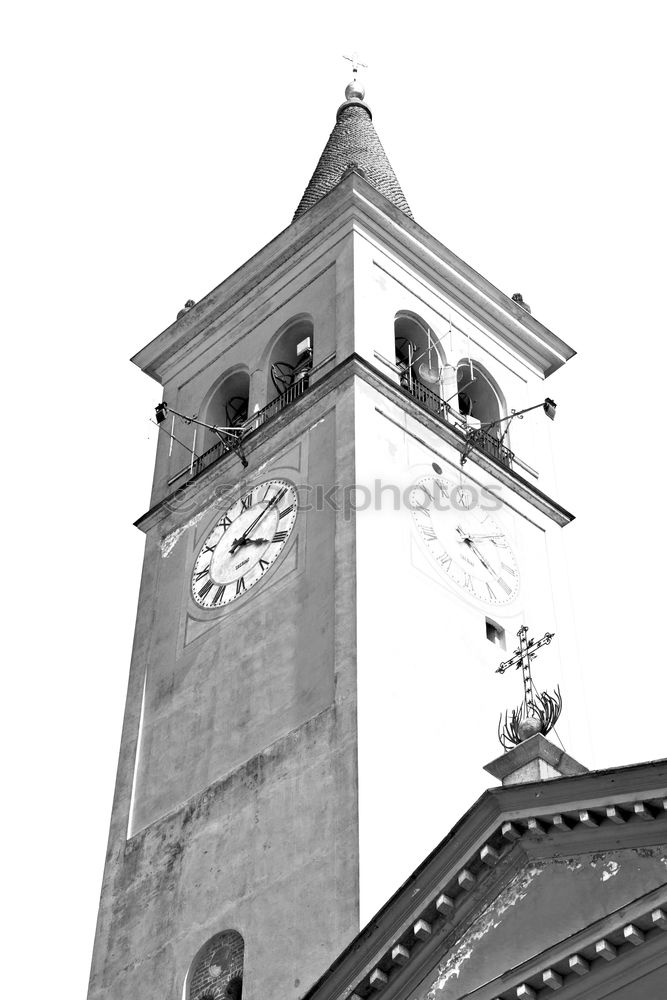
[131,172,575,384]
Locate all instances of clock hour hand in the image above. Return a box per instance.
[229,494,281,554]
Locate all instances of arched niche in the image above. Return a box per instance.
[186,929,245,1000]
[267,316,313,403]
[456,360,505,429]
[202,369,250,452]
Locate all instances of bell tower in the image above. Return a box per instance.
[88,72,576,1000]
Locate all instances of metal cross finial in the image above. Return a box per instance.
[497,625,554,703]
[343,52,368,76]
[496,625,561,750]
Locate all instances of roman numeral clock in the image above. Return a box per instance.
[191,480,298,608]
[408,472,520,606]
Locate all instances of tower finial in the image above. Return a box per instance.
[496,625,562,750]
[342,51,368,102]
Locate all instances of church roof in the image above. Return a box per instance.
[302,756,667,1000]
[293,82,413,222]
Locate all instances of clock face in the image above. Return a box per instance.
[191,478,298,609]
[409,474,519,605]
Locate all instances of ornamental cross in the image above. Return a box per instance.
[497,624,554,709]
[496,625,561,750]
[343,52,368,77]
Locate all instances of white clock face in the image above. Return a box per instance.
[192,478,298,609]
[409,474,519,605]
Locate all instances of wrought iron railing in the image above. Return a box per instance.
[468,425,514,467]
[400,376,513,469]
[400,374,449,418]
[249,374,309,430]
[167,367,513,490]
[167,376,310,486]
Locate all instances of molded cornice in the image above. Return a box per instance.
[131,173,575,384]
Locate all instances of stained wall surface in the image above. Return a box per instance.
[410,846,667,1000]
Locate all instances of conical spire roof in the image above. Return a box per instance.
[293,78,413,222]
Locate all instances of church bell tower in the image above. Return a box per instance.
[88,69,576,1000]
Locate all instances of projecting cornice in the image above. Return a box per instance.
[134,354,575,533]
[131,172,575,385]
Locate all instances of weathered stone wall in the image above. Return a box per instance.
[88,379,360,1000]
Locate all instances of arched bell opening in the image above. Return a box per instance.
[456,361,504,433]
[186,929,245,1000]
[203,370,250,453]
[394,313,456,408]
[267,317,313,403]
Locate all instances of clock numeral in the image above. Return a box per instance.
[437,553,452,570]
[213,585,226,605]
[497,577,513,596]
[463,573,473,591]
[202,543,216,554]
[240,494,253,511]
[435,479,450,498]
[278,503,294,520]
[455,489,473,510]
[486,582,497,601]
[219,514,232,530]
[198,579,214,601]
[259,558,270,571]
[421,524,437,541]
[500,562,516,576]
[236,577,246,596]
[273,530,288,544]
[194,568,209,582]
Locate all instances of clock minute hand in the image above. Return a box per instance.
[456,527,500,579]
[465,532,505,542]
[229,494,281,554]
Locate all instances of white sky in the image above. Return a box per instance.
[3,2,666,996]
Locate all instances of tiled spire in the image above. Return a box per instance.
[293,75,413,221]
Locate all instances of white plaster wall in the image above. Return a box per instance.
[353,378,584,922]
[351,226,559,494]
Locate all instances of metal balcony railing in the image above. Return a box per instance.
[468,425,514,468]
[167,376,310,486]
[250,374,309,430]
[400,375,514,469]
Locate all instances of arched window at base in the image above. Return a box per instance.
[188,930,244,1000]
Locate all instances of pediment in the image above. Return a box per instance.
[302,761,667,1000]
[416,847,667,999]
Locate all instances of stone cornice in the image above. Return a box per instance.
[131,173,575,384]
[134,353,574,533]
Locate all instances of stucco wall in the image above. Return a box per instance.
[88,381,361,1000]
[353,376,581,920]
